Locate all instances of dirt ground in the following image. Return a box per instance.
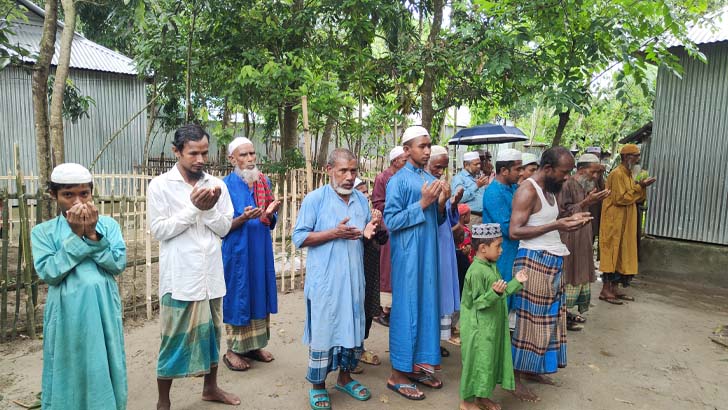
[1,275,727,410]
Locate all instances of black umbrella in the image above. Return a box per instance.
[448,123,529,145]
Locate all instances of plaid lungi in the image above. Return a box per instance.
[306,345,363,385]
[511,249,567,374]
[440,315,452,340]
[157,294,222,379]
[565,283,591,314]
[226,317,270,354]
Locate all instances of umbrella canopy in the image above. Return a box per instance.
[448,123,529,145]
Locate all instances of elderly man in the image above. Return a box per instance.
[372,146,407,326]
[427,145,464,350]
[293,148,380,410]
[519,153,539,184]
[32,163,127,410]
[452,151,489,224]
[482,149,523,317]
[557,154,610,329]
[385,126,447,400]
[599,144,656,303]
[147,124,239,409]
[509,147,592,402]
[221,137,281,371]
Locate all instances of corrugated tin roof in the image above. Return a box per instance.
[2,0,137,75]
[668,6,728,47]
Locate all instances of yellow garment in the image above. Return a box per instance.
[599,164,645,275]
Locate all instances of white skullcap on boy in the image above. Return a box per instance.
[50,163,93,184]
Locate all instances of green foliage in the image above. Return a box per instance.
[46,75,96,123]
[0,0,32,70]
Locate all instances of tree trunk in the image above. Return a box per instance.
[316,115,336,167]
[244,110,250,138]
[552,110,571,147]
[419,0,444,131]
[49,0,77,167]
[185,2,198,122]
[143,80,158,168]
[281,103,299,162]
[31,0,57,220]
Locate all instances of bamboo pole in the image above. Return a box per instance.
[132,198,139,319]
[280,176,288,292]
[12,241,21,338]
[1,192,9,342]
[289,171,298,290]
[117,196,124,319]
[145,210,152,320]
[14,145,35,339]
[302,96,313,192]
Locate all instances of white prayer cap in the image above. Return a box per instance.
[401,125,430,144]
[522,153,539,166]
[430,145,448,158]
[577,153,600,164]
[389,146,405,162]
[462,151,480,162]
[227,137,254,156]
[354,177,365,188]
[496,148,522,162]
[50,163,92,184]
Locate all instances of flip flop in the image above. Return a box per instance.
[335,380,371,401]
[571,314,587,323]
[243,349,274,363]
[599,295,624,305]
[386,382,425,401]
[309,389,331,410]
[222,354,249,372]
[407,372,444,389]
[616,295,635,301]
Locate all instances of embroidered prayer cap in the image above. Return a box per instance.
[354,177,365,188]
[457,203,471,215]
[577,153,600,164]
[496,148,522,162]
[585,146,602,155]
[472,223,502,239]
[389,146,405,161]
[50,163,93,184]
[227,137,254,156]
[430,145,448,158]
[462,151,480,162]
[522,153,539,166]
[620,144,640,155]
[401,125,430,144]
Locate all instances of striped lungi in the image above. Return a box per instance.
[157,294,222,379]
[565,283,591,314]
[511,248,567,374]
[226,317,270,354]
[306,345,363,385]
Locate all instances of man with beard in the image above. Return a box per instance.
[508,147,592,402]
[148,124,239,410]
[220,137,281,371]
[452,151,489,225]
[293,148,381,409]
[427,145,464,351]
[599,144,656,303]
[557,154,610,329]
[372,146,407,326]
[385,126,447,400]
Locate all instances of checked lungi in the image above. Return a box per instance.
[306,346,363,384]
[565,283,591,314]
[226,317,270,354]
[511,248,567,374]
[157,294,222,379]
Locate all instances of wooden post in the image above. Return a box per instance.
[289,171,298,290]
[132,197,139,319]
[14,144,35,339]
[145,208,153,320]
[1,192,9,342]
[280,176,288,292]
[302,96,314,193]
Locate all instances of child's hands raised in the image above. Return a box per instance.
[491,279,507,294]
[515,269,528,283]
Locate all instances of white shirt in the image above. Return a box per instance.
[147,164,233,301]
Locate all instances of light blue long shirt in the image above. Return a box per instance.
[439,200,460,317]
[293,184,370,351]
[482,179,519,309]
[31,216,127,410]
[452,169,486,213]
[385,162,443,372]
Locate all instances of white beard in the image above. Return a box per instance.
[631,164,642,176]
[331,181,353,195]
[576,175,596,192]
[235,166,260,185]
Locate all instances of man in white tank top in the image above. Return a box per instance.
[507,147,593,402]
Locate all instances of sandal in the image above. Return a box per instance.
[598,295,624,305]
[222,354,249,372]
[335,380,371,401]
[309,389,331,410]
[407,372,444,389]
[615,294,635,301]
[360,350,381,366]
[571,314,587,324]
[374,315,389,327]
[566,321,583,331]
[448,336,461,346]
[441,346,450,357]
[386,382,425,401]
[243,349,274,363]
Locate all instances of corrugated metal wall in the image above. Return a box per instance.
[0,65,147,175]
[647,42,728,245]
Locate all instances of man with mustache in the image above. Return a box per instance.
[508,146,592,402]
[557,154,610,329]
[599,144,656,303]
[220,137,281,371]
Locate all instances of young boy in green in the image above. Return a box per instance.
[459,223,527,410]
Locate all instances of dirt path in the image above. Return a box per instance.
[2,276,728,410]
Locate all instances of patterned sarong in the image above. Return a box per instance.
[511,249,567,374]
[440,315,452,340]
[306,345,363,384]
[226,317,270,354]
[565,283,591,314]
[157,295,222,379]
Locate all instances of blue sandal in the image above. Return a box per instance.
[335,380,371,401]
[309,389,331,409]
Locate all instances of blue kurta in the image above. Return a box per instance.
[438,199,460,316]
[31,216,127,410]
[384,162,443,372]
[292,185,370,351]
[222,173,278,326]
[483,180,519,308]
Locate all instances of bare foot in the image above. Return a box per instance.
[475,397,502,410]
[156,402,170,410]
[202,386,241,405]
[510,381,540,402]
[522,373,556,385]
[459,400,481,410]
[244,349,274,362]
